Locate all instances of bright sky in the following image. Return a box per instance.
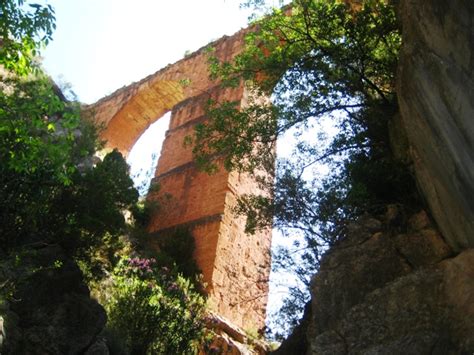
[41,0,295,333]
[42,0,254,104]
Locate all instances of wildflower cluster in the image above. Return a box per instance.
[127,256,156,274]
[105,255,207,354]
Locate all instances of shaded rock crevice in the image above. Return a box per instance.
[1,244,107,355]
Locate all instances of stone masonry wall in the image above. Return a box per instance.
[86,30,249,157]
[87,28,272,331]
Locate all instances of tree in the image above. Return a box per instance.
[0,0,141,266]
[0,0,55,75]
[0,3,209,353]
[190,0,417,338]
[0,69,141,259]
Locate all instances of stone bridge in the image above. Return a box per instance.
[86,28,271,330]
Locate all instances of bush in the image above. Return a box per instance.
[153,228,201,280]
[105,256,206,355]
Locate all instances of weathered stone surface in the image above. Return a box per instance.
[2,245,106,355]
[298,207,474,354]
[202,312,270,355]
[393,222,453,267]
[308,249,474,354]
[273,206,471,354]
[397,0,474,250]
[84,337,110,355]
[309,214,413,334]
[211,171,272,329]
[89,29,272,330]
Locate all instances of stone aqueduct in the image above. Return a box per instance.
[87,28,271,330]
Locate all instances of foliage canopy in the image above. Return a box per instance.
[0,72,140,260]
[0,2,210,354]
[0,0,142,262]
[0,0,55,75]
[191,0,417,338]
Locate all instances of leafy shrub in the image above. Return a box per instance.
[105,256,206,355]
[153,228,201,281]
[0,72,140,264]
[0,0,55,75]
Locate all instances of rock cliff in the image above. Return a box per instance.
[0,245,106,354]
[275,0,474,353]
[397,0,474,250]
[275,207,474,354]
[308,209,473,353]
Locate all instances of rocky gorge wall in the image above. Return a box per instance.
[0,245,107,354]
[397,0,474,251]
[275,206,474,354]
[313,208,472,353]
[274,0,474,353]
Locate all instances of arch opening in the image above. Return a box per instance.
[127,112,171,196]
[89,28,272,330]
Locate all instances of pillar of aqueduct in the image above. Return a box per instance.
[87,28,272,330]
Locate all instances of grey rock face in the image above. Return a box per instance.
[308,249,474,354]
[309,215,412,335]
[274,207,474,354]
[301,208,472,354]
[2,245,106,355]
[397,0,474,250]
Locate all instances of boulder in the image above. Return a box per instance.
[2,245,106,354]
[308,249,474,354]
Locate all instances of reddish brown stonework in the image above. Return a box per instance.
[86,29,271,331]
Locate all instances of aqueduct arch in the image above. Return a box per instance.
[86,29,272,330]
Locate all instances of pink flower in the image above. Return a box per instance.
[167,282,178,292]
